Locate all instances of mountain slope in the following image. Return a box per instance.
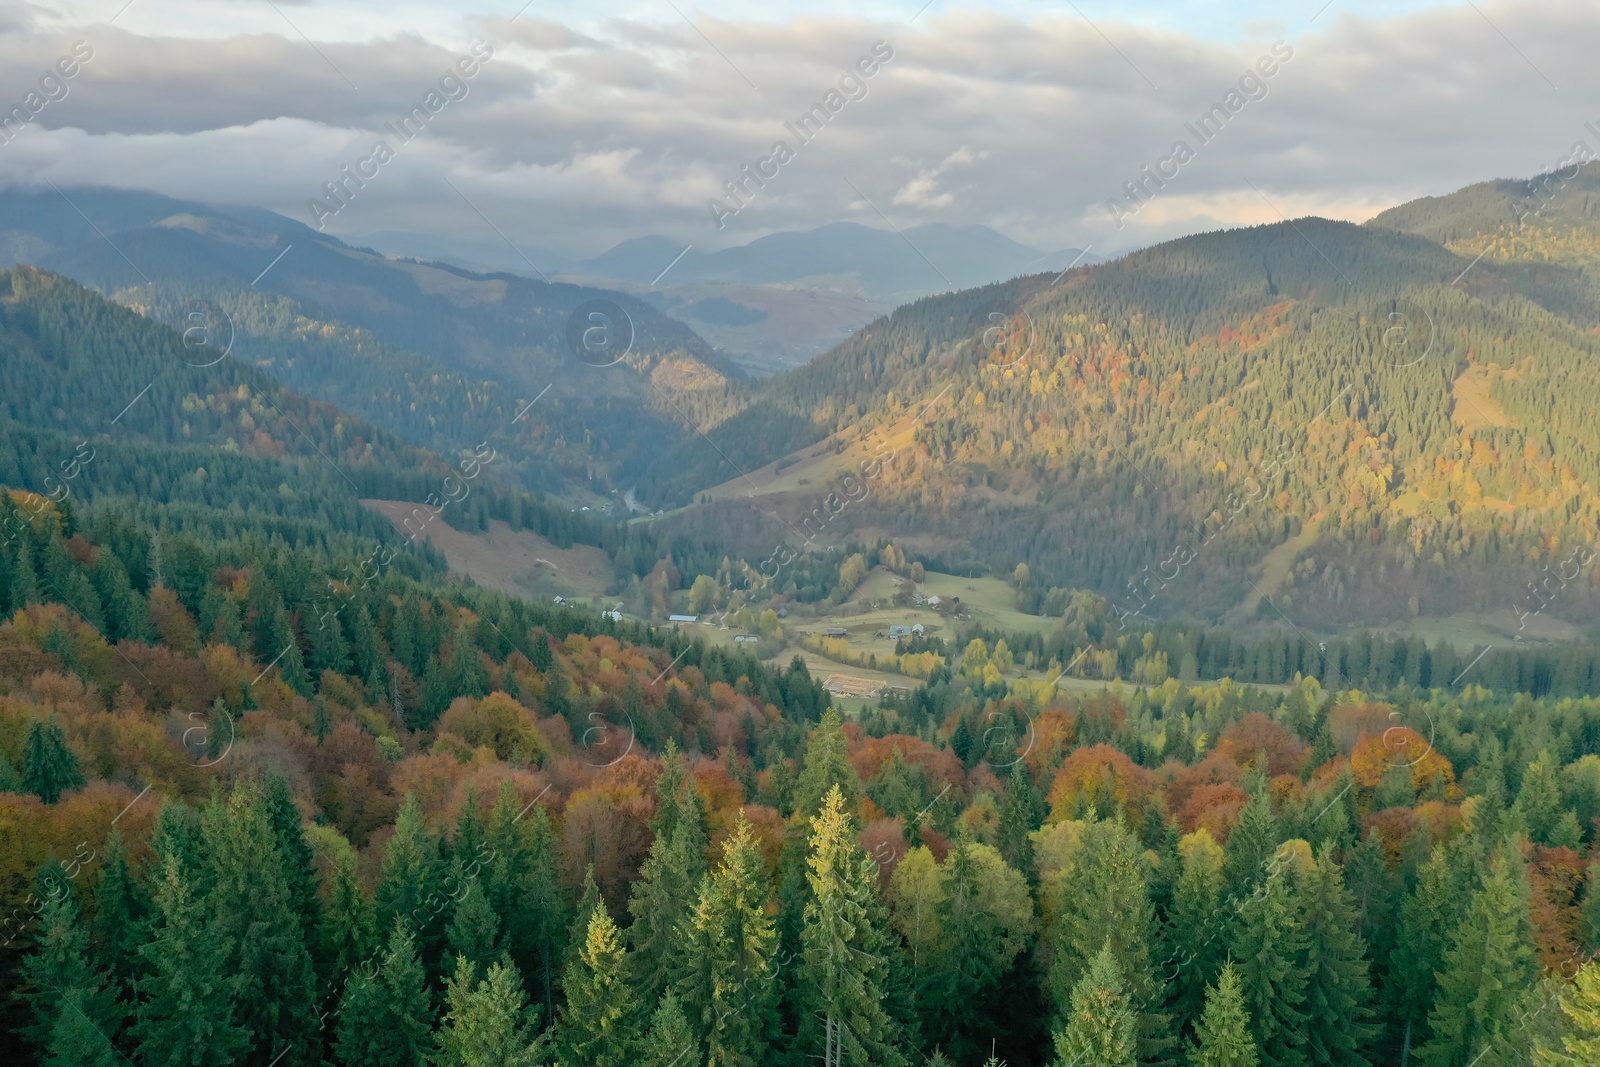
[0,185,742,497]
[649,205,1600,632]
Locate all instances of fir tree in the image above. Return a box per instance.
[1231,845,1309,1067]
[1166,830,1228,1037]
[21,714,83,803]
[1052,942,1138,1067]
[132,854,251,1067]
[321,848,377,990]
[334,923,435,1067]
[201,782,322,1065]
[793,709,861,819]
[1189,962,1258,1067]
[435,956,548,1067]
[17,882,122,1067]
[1416,846,1539,1067]
[674,815,777,1067]
[629,818,703,1002]
[640,992,700,1067]
[1297,847,1375,1066]
[558,905,638,1067]
[797,785,905,1067]
[447,877,503,978]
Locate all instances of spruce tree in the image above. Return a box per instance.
[674,815,777,1067]
[629,819,703,1003]
[1224,791,1279,897]
[321,849,377,993]
[447,877,503,977]
[1297,847,1375,1066]
[1046,815,1168,1059]
[261,772,321,942]
[519,804,568,1026]
[435,956,548,1067]
[1051,942,1138,1067]
[91,825,149,1003]
[334,923,435,1067]
[640,992,700,1067]
[1166,830,1228,1036]
[17,882,122,1067]
[1416,846,1539,1067]
[202,782,322,1065]
[377,793,442,966]
[557,905,638,1067]
[132,854,251,1067]
[21,715,83,803]
[996,761,1040,875]
[793,710,861,819]
[796,785,905,1067]
[1231,845,1309,1067]
[1189,962,1258,1067]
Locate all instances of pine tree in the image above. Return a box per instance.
[674,815,777,1067]
[21,715,83,803]
[797,785,905,1067]
[1297,847,1375,1066]
[558,905,638,1067]
[435,956,548,1067]
[17,881,122,1067]
[334,923,435,1067]
[1231,845,1309,1067]
[639,992,700,1067]
[1189,962,1258,1067]
[132,854,252,1067]
[1052,942,1138,1067]
[1416,846,1539,1067]
[923,837,1014,1058]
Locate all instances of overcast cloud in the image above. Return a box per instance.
[0,0,1591,259]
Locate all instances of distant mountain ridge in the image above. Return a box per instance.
[362,220,1098,303]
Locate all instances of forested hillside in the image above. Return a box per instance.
[5,247,1600,1067]
[0,186,747,496]
[648,175,1600,631]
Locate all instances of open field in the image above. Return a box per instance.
[363,501,615,601]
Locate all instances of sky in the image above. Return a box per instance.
[0,0,1592,261]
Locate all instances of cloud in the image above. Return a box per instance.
[0,2,1592,258]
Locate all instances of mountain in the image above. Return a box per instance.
[568,221,1095,302]
[0,185,741,497]
[641,170,1600,635]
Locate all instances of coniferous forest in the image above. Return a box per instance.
[7,160,1600,1065]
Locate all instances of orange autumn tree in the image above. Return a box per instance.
[1350,729,1455,796]
[1045,744,1155,833]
